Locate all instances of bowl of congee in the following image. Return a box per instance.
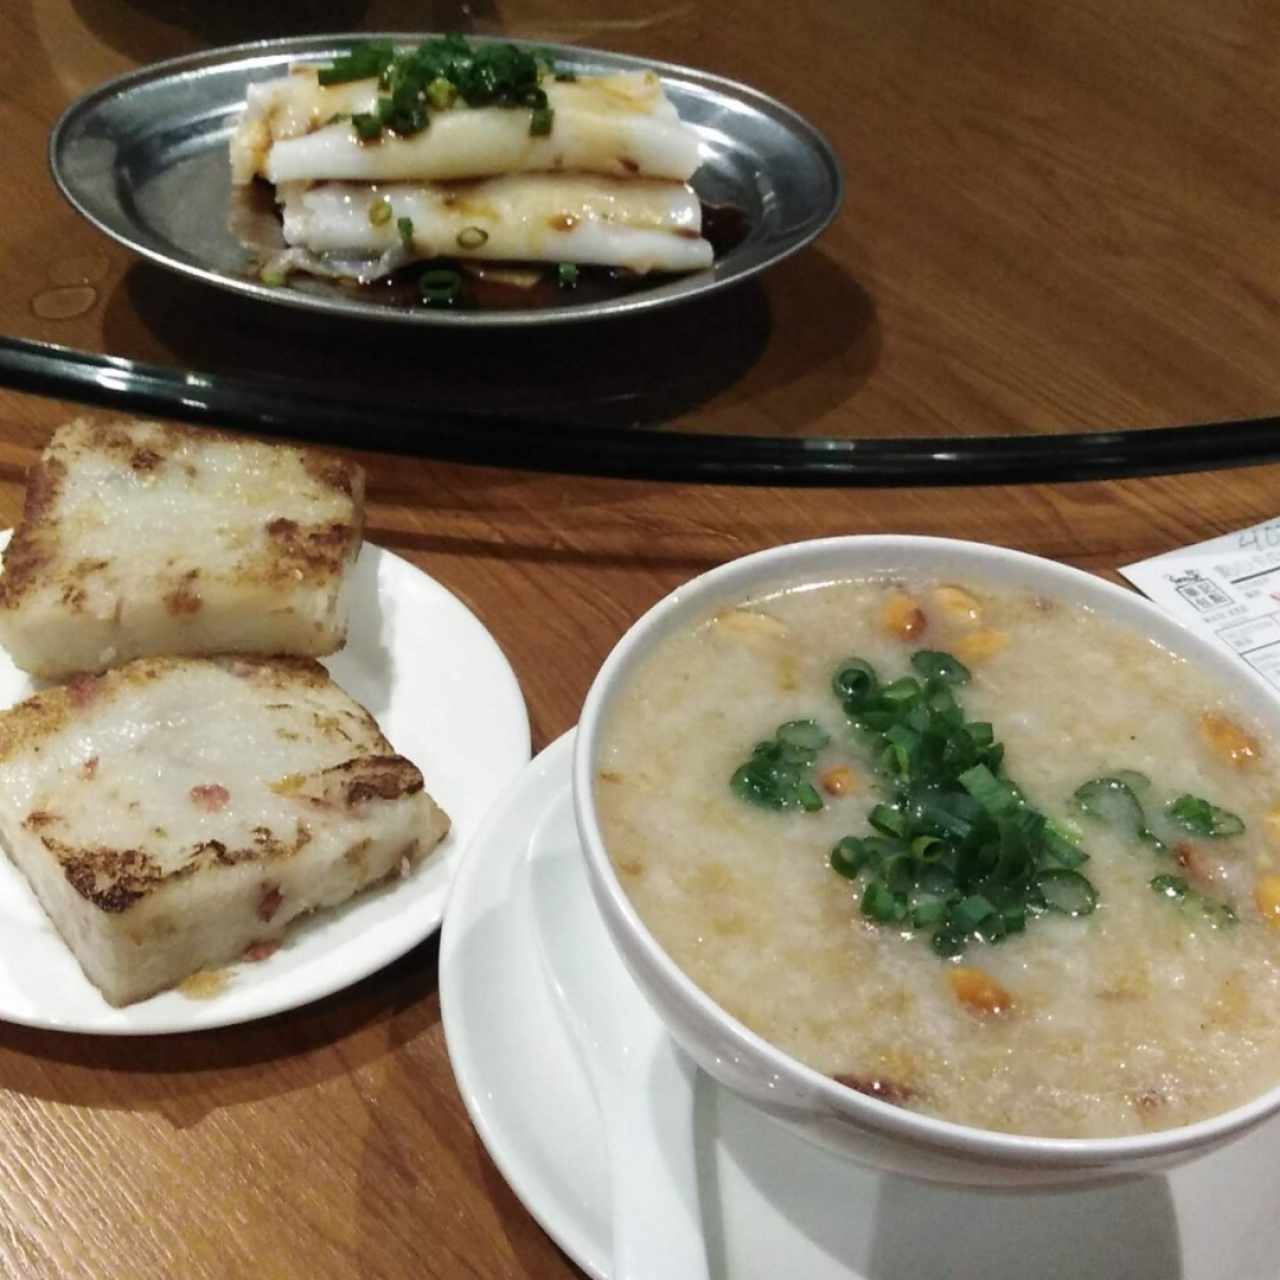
[572,536,1280,1187]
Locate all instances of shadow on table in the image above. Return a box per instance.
[67,0,705,75]
[0,935,441,1125]
[703,1086,1183,1279]
[68,0,500,62]
[863,1174,1181,1280]
[99,245,878,441]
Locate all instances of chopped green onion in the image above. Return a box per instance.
[426,76,458,109]
[385,103,429,136]
[397,216,415,246]
[317,40,396,86]
[1001,902,1027,933]
[1112,769,1151,794]
[556,262,580,289]
[456,226,490,250]
[959,764,1021,818]
[910,897,949,927]
[930,926,968,958]
[418,267,461,306]
[811,652,1098,957]
[1167,794,1245,839]
[1035,868,1097,916]
[882,853,915,894]
[730,720,833,814]
[530,104,555,135]
[951,894,995,932]
[319,36,559,139]
[861,880,907,923]
[1151,873,1187,900]
[830,836,870,880]
[258,264,288,287]
[796,782,824,813]
[911,834,946,862]
[882,676,923,705]
[834,658,879,707]
[369,197,393,226]
[777,720,830,751]
[915,863,956,896]
[1070,775,1241,933]
[1150,873,1237,927]
[351,112,383,142]
[1042,821,1088,868]
[910,650,971,686]
[1073,777,1167,853]
[869,804,907,838]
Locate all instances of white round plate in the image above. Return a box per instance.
[0,537,529,1034]
[441,731,1280,1280]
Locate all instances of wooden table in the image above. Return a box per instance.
[3,1,1280,1276]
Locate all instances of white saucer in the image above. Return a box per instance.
[0,540,530,1034]
[440,730,1280,1280]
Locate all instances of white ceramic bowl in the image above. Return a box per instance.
[573,535,1280,1188]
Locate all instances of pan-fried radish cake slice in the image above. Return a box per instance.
[0,418,365,679]
[0,655,449,1006]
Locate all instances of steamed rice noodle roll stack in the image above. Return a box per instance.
[230,38,714,285]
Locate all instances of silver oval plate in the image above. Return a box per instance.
[50,34,843,328]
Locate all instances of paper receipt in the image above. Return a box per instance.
[1121,516,1280,691]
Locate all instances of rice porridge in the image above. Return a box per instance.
[595,576,1280,1138]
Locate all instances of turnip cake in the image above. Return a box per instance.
[0,655,449,1006]
[0,418,365,678]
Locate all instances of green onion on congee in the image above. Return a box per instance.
[822,647,1097,958]
[594,576,1280,1138]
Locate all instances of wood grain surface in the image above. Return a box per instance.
[2,2,1280,1277]
[7,0,1280,442]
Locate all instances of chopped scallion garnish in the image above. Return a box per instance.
[418,267,461,306]
[369,197,392,226]
[556,262,579,289]
[317,40,396,86]
[833,658,878,707]
[1072,774,1241,933]
[351,112,382,142]
[730,720,831,813]
[777,720,831,751]
[910,650,971,686]
[1073,776,1167,853]
[799,651,1098,957]
[1112,769,1151,794]
[426,76,458,110]
[1166,794,1245,839]
[1150,873,1237,927]
[1152,873,1187,900]
[315,35,560,142]
[1035,868,1097,916]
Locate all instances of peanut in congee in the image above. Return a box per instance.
[595,576,1280,1138]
